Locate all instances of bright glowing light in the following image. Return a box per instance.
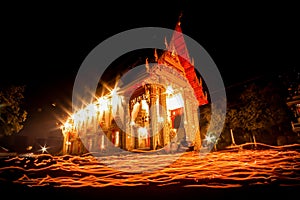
[166,85,174,95]
[115,131,119,147]
[111,88,117,97]
[166,93,184,110]
[39,145,49,154]
[204,133,216,144]
[97,97,109,112]
[100,135,105,150]
[26,146,32,151]
[138,127,148,139]
[111,87,121,108]
[158,116,164,123]
[141,100,149,113]
[62,121,73,130]
[86,103,96,114]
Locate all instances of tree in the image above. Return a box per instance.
[0,85,27,136]
[238,84,265,146]
[237,81,290,146]
[225,108,239,146]
[261,81,291,132]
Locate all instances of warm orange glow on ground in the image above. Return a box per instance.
[1,143,299,189]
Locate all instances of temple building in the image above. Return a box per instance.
[60,19,208,155]
[286,69,300,134]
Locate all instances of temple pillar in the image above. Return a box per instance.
[159,86,169,147]
[62,132,69,154]
[124,97,133,150]
[120,127,126,150]
[107,104,113,142]
[192,102,200,137]
[192,100,201,150]
[185,98,194,142]
[113,98,126,150]
[149,85,158,150]
[181,88,189,144]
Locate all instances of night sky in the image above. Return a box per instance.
[1,1,299,141]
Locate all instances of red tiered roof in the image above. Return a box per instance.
[168,21,208,106]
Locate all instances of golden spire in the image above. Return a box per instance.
[178,11,183,26]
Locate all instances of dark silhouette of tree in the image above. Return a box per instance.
[239,84,265,141]
[0,85,27,136]
[237,81,291,146]
[261,81,291,132]
[225,108,239,146]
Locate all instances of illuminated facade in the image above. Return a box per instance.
[61,20,208,155]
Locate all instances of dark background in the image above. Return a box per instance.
[1,1,299,140]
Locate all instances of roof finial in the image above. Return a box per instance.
[178,11,183,26]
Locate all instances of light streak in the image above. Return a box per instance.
[0,143,299,188]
